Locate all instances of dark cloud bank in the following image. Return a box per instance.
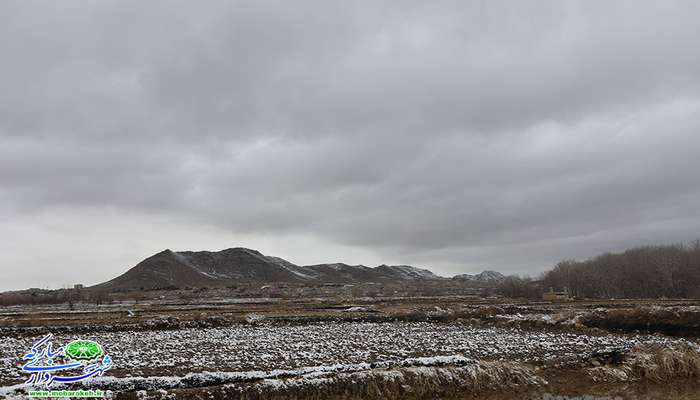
[2,1,700,290]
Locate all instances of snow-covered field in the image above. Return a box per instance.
[0,321,692,389]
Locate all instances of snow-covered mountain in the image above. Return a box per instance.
[452,270,506,284]
[96,248,447,289]
[374,264,440,280]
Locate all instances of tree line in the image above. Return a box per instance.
[495,241,700,299]
[540,241,700,299]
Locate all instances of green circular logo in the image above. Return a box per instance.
[64,340,103,361]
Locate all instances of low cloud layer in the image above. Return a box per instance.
[2,1,700,290]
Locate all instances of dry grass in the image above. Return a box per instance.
[222,361,545,400]
[113,361,546,399]
[588,343,700,383]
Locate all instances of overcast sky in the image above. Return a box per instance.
[2,1,700,291]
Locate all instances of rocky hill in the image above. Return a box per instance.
[96,248,444,290]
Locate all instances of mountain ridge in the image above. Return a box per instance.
[452,270,506,284]
[96,247,499,290]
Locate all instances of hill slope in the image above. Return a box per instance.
[96,248,447,290]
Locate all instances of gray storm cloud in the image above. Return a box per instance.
[2,1,700,290]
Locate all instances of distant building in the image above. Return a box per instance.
[543,287,570,301]
[73,284,84,290]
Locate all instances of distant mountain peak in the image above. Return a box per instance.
[452,270,505,283]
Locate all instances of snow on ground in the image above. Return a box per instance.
[0,355,508,396]
[1,321,693,388]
